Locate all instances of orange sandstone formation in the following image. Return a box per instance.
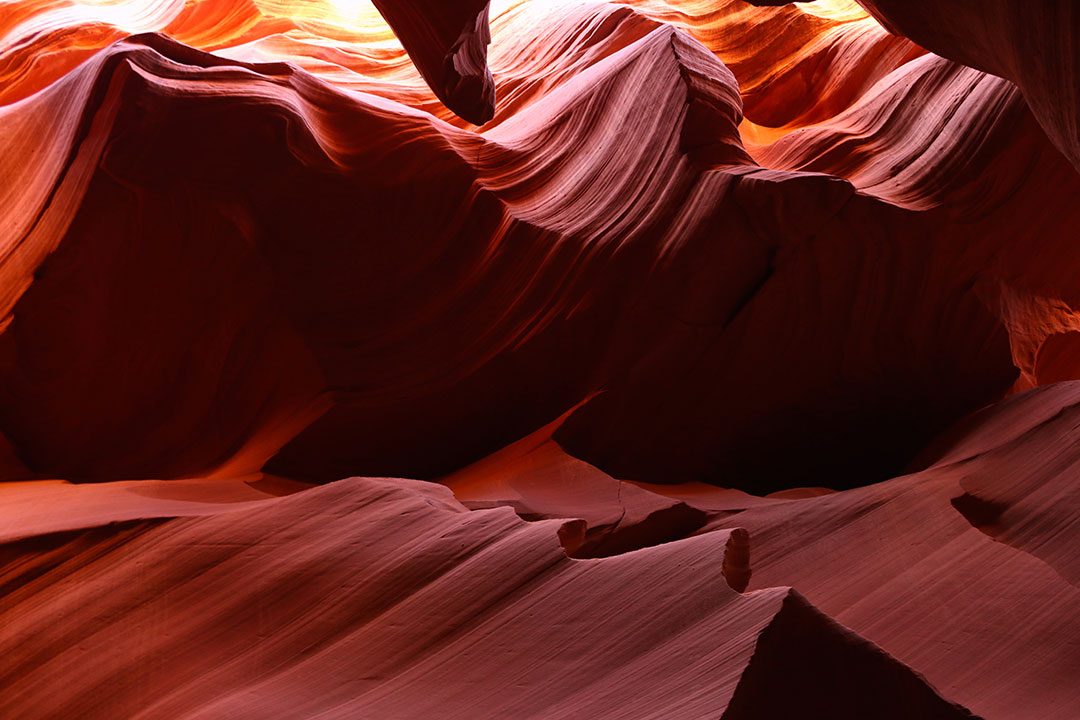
[0,1,1078,718]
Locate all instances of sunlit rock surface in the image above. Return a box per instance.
[0,1,1077,718]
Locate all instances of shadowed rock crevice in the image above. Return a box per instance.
[951,492,1006,537]
[722,590,981,720]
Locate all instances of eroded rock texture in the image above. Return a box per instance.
[0,1,1078,718]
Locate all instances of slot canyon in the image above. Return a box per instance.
[1,0,1078,717]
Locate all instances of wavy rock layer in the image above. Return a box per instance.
[1,477,979,719]
[850,0,1080,174]
[1,0,1079,718]
[0,13,1022,490]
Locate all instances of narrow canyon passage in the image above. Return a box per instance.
[1,1,1078,718]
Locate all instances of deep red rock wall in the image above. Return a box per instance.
[1,1,1078,718]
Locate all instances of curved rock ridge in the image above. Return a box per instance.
[0,21,1021,491]
[0,474,311,544]
[2,2,1080,479]
[626,0,923,133]
[430,378,1080,717]
[743,54,1031,210]
[0,0,494,121]
[704,381,1080,720]
[0,476,980,719]
[5,0,1079,235]
[440,409,713,559]
[849,0,1080,174]
[916,382,1080,588]
[7,0,1080,408]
